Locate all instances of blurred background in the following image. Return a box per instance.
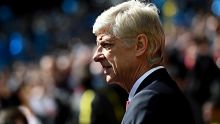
[0,0,220,124]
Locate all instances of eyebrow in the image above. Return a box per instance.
[97,36,116,46]
[97,39,111,46]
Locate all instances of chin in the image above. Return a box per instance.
[105,75,115,84]
[106,78,114,84]
[106,81,115,85]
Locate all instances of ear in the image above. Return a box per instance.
[135,34,148,56]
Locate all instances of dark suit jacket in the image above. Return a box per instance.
[121,68,195,124]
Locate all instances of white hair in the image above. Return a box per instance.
[93,0,165,66]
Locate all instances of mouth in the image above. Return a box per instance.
[101,64,112,75]
[103,68,112,75]
[100,60,112,68]
[102,65,112,68]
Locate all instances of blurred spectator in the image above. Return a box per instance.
[213,34,220,69]
[190,36,220,106]
[203,81,220,124]
[0,107,28,124]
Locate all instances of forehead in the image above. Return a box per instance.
[95,25,114,40]
[96,33,113,41]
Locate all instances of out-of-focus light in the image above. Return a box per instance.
[162,1,177,17]
[9,32,24,55]
[56,55,71,71]
[89,61,103,75]
[40,55,55,71]
[211,0,220,17]
[0,6,13,22]
[61,0,79,15]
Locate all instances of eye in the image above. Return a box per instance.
[101,43,113,50]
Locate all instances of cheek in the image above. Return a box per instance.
[111,58,126,75]
[105,49,130,69]
[104,51,114,61]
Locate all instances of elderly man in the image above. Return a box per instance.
[92,0,195,123]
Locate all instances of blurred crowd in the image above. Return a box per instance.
[0,0,220,124]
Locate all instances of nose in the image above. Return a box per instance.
[93,46,104,62]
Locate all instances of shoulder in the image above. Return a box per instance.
[122,81,193,124]
[131,80,188,109]
[129,83,173,114]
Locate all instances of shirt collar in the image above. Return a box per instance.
[128,66,164,101]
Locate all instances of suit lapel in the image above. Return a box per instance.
[135,68,173,95]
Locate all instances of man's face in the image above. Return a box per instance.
[93,33,136,85]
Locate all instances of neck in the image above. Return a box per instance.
[121,62,151,93]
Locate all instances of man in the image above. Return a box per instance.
[92,0,195,123]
